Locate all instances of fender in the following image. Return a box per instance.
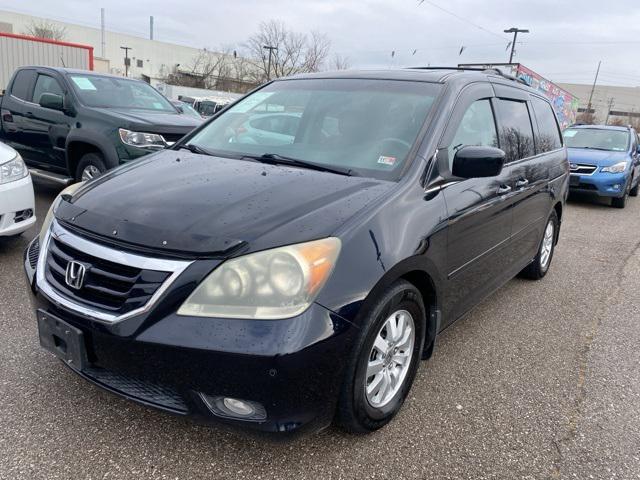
[65,129,120,172]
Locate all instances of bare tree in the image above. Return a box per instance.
[331,53,351,71]
[576,112,597,125]
[244,20,331,82]
[23,20,67,41]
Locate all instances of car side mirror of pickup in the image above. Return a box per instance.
[452,145,506,179]
[38,93,64,112]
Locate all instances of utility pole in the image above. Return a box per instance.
[120,46,132,77]
[263,45,277,81]
[504,27,529,64]
[605,97,615,125]
[100,8,106,58]
[587,61,601,116]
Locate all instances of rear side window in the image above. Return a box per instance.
[495,99,535,162]
[531,97,562,152]
[448,99,498,167]
[10,69,35,101]
[33,75,64,105]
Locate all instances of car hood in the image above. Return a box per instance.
[0,141,17,163]
[567,148,629,167]
[92,108,202,132]
[55,150,393,257]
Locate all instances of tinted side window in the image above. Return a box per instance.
[33,75,64,105]
[496,99,535,162]
[10,69,36,101]
[448,99,498,167]
[531,97,562,152]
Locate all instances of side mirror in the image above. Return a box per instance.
[452,146,506,179]
[38,93,64,111]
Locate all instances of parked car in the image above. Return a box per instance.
[25,68,568,435]
[170,100,204,121]
[0,67,201,183]
[0,141,35,237]
[564,125,640,208]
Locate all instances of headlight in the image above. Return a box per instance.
[177,238,341,319]
[601,161,627,173]
[39,182,85,246]
[0,152,28,185]
[118,128,167,149]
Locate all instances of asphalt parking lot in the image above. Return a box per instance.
[1,181,639,480]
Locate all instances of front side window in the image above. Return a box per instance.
[563,128,630,152]
[186,79,441,181]
[33,75,64,104]
[531,97,562,153]
[448,99,498,167]
[68,74,175,112]
[495,99,535,162]
[10,69,35,101]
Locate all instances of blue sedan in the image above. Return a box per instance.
[564,125,640,208]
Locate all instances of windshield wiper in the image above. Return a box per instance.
[581,146,613,151]
[241,153,352,176]
[180,143,219,156]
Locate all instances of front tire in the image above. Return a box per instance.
[520,210,558,280]
[75,153,106,182]
[337,280,426,433]
[629,178,638,197]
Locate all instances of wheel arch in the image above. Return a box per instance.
[353,258,442,360]
[66,131,119,177]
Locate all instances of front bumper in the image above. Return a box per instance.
[569,171,629,197]
[0,175,36,236]
[24,236,358,435]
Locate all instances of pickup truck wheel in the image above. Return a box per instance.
[336,280,425,433]
[76,153,106,182]
[520,210,558,280]
[629,178,638,197]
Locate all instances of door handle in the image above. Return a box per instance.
[516,178,529,189]
[497,185,512,195]
[25,112,34,118]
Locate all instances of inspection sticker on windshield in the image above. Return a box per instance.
[71,77,97,90]
[377,155,397,166]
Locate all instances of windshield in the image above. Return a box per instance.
[178,102,202,119]
[563,128,629,152]
[68,74,176,112]
[186,79,441,180]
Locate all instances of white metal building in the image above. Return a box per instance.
[558,83,640,124]
[0,9,212,81]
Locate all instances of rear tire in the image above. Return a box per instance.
[336,280,426,433]
[75,153,106,182]
[520,210,558,280]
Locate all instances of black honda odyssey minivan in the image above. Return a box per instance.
[25,68,568,435]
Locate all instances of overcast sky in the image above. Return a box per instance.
[3,0,640,87]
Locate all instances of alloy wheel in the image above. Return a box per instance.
[365,309,415,408]
[540,220,554,269]
[81,165,102,181]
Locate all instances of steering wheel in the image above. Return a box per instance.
[378,137,412,149]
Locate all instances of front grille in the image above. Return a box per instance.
[82,366,188,413]
[45,237,171,314]
[28,237,40,269]
[570,164,597,175]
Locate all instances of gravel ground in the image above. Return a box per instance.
[1,180,639,479]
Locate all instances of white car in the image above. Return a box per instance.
[0,142,36,237]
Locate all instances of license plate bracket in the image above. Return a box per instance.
[37,309,87,371]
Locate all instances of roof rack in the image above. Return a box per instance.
[406,66,529,86]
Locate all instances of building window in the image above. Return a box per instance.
[137,59,144,68]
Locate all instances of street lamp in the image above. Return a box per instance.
[504,28,529,64]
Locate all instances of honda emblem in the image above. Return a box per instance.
[65,261,86,290]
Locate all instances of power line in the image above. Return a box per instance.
[417,0,507,40]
